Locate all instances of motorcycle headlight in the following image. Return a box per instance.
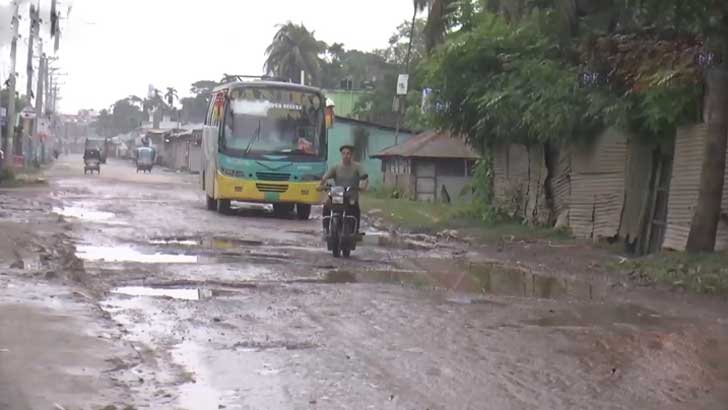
[332,193,345,204]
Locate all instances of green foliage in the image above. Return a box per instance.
[264,22,324,84]
[424,12,610,148]
[0,167,15,182]
[610,252,728,295]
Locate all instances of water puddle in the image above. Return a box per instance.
[362,229,436,250]
[205,237,265,249]
[149,237,201,246]
[173,341,233,410]
[527,304,666,328]
[111,286,213,300]
[76,245,198,264]
[325,262,604,301]
[53,206,125,225]
[470,263,604,300]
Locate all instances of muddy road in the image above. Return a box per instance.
[2,155,728,410]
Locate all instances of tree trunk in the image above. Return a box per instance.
[686,67,728,252]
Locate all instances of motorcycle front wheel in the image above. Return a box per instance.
[330,217,341,258]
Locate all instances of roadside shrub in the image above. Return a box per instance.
[0,167,15,182]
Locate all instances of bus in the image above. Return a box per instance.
[201,80,329,220]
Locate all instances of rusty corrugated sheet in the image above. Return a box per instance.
[572,128,628,174]
[663,125,706,251]
[493,144,509,202]
[664,125,728,251]
[620,141,656,243]
[569,129,628,240]
[525,145,550,224]
[372,130,480,159]
[552,145,572,219]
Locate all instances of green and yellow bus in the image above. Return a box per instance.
[201,80,330,219]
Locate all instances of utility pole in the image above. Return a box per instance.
[35,49,45,163]
[34,48,44,136]
[4,1,20,167]
[22,3,39,161]
[25,4,37,105]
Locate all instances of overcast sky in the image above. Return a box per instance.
[0,0,418,114]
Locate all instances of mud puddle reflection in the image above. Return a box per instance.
[326,262,605,301]
[112,286,214,301]
[149,237,201,246]
[76,245,198,264]
[53,205,127,225]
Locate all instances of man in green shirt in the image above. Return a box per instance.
[320,145,369,234]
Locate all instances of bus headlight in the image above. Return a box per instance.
[221,168,244,177]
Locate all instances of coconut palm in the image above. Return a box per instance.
[264,22,325,85]
[165,87,178,107]
[413,0,458,54]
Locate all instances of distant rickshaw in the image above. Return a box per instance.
[83,148,101,175]
[136,146,155,173]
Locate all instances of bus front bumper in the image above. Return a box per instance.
[215,173,324,205]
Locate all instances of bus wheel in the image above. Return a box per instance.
[296,204,312,220]
[218,199,231,215]
[206,195,217,211]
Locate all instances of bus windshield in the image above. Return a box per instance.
[222,87,325,159]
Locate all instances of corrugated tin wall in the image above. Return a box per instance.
[619,141,657,247]
[492,144,548,222]
[525,145,550,225]
[492,129,629,238]
[663,125,728,251]
[570,129,628,240]
[551,145,572,223]
[493,144,509,202]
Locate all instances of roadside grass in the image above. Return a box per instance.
[360,193,571,244]
[0,167,48,188]
[608,251,728,295]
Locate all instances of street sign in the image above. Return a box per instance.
[396,74,409,96]
[20,105,36,120]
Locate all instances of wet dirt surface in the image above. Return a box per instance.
[2,155,728,409]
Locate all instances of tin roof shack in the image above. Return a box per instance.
[372,131,480,202]
[166,125,203,173]
[327,116,416,188]
[144,129,172,166]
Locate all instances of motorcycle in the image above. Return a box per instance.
[322,185,359,258]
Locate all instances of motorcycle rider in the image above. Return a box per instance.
[320,144,369,235]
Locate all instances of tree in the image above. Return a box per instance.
[165,87,178,107]
[190,80,218,96]
[180,79,218,124]
[264,22,325,85]
[684,2,728,252]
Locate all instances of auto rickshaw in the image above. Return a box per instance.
[136,146,155,173]
[83,148,101,175]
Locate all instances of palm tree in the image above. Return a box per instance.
[413,0,458,55]
[264,22,325,85]
[165,87,178,107]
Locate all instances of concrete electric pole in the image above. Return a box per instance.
[4,1,20,168]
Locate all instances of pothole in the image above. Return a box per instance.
[53,206,125,225]
[149,237,201,246]
[76,245,198,264]
[231,340,317,352]
[324,263,605,301]
[112,286,208,300]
